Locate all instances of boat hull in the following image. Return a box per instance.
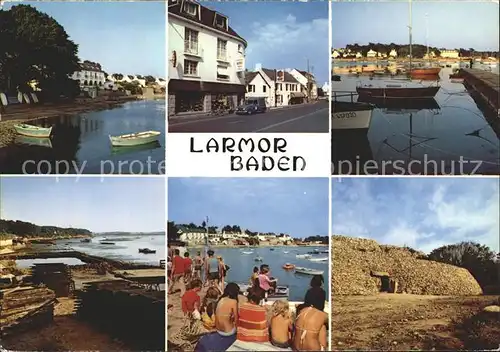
[109,131,161,147]
[410,68,441,76]
[14,124,52,138]
[356,86,440,99]
[332,109,373,130]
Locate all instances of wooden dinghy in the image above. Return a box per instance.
[109,131,161,147]
[13,123,52,138]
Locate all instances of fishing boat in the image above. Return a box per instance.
[282,263,295,270]
[294,267,324,275]
[99,241,115,245]
[254,256,263,262]
[14,124,52,138]
[109,131,161,147]
[139,248,156,254]
[296,254,311,259]
[309,257,328,262]
[236,283,289,301]
[332,101,376,130]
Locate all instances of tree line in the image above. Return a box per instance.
[0,219,92,238]
[336,43,499,59]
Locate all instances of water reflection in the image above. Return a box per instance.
[15,135,53,148]
[0,100,165,174]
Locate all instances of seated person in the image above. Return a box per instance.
[270,300,293,348]
[237,286,269,343]
[215,282,239,336]
[200,286,220,330]
[181,279,202,317]
[293,287,328,351]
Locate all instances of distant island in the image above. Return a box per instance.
[332,43,499,60]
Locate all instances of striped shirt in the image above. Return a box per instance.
[237,302,269,342]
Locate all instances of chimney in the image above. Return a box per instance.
[255,63,262,71]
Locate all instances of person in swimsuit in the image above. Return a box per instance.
[205,250,220,291]
[293,285,328,351]
[215,282,240,337]
[193,251,204,281]
[217,256,228,291]
[269,300,293,348]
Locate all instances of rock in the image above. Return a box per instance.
[483,305,500,313]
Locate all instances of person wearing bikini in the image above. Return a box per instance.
[293,282,328,351]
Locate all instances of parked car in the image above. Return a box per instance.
[236,98,267,115]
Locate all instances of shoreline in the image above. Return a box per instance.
[0,96,162,148]
[186,243,328,249]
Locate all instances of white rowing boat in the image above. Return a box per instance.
[109,130,161,147]
[294,267,324,275]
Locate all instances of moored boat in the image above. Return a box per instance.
[294,267,324,275]
[139,248,156,254]
[332,101,375,130]
[356,84,440,99]
[109,131,161,147]
[99,241,115,245]
[296,254,311,259]
[309,257,328,262]
[241,251,253,254]
[80,238,91,243]
[14,124,52,138]
[410,67,441,76]
[283,263,295,270]
[254,256,263,262]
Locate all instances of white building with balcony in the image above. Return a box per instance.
[168,0,247,116]
[287,68,317,101]
[71,61,106,88]
[245,64,301,107]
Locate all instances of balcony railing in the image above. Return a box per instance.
[184,40,199,55]
[217,50,228,61]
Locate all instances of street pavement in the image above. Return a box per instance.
[168,101,329,133]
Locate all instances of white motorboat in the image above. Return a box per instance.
[296,254,311,259]
[309,257,328,262]
[294,267,324,275]
[241,251,253,254]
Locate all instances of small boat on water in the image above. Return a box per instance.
[296,254,311,259]
[80,238,91,243]
[99,241,115,245]
[295,267,324,276]
[332,101,376,130]
[269,248,275,251]
[309,257,328,262]
[139,248,156,254]
[254,256,263,262]
[356,84,440,99]
[283,263,295,270]
[14,124,52,138]
[410,67,441,76]
[241,251,253,254]
[109,131,161,147]
[332,75,341,82]
[236,283,289,301]
[283,251,289,254]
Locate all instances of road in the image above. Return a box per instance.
[168,101,329,133]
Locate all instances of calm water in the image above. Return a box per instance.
[16,235,165,267]
[0,100,165,174]
[332,64,499,174]
[191,247,329,301]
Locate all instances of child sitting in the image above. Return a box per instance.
[269,300,293,348]
[181,279,202,319]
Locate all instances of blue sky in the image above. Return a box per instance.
[332,2,500,51]
[168,178,329,238]
[205,2,329,85]
[4,1,165,77]
[0,177,165,232]
[332,178,499,254]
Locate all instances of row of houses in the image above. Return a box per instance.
[332,48,460,59]
[177,227,294,245]
[167,0,319,115]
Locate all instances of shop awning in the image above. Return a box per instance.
[290,92,306,98]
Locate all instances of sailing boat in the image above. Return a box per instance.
[410,12,441,77]
[356,0,440,99]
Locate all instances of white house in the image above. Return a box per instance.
[71,61,106,88]
[168,0,247,116]
[389,49,398,58]
[367,49,377,58]
[321,82,330,97]
[287,68,317,101]
[178,227,206,244]
[245,64,302,107]
[331,50,342,59]
[440,50,459,59]
[355,52,363,59]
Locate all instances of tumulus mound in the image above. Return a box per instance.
[332,235,482,295]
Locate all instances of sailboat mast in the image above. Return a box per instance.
[408,0,412,72]
[426,13,429,63]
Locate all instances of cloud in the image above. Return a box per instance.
[245,14,328,81]
[332,178,499,254]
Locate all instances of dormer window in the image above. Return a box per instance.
[214,13,227,30]
[183,1,199,17]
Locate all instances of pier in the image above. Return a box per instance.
[461,69,499,115]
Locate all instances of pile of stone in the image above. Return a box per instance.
[0,286,56,337]
[332,235,483,296]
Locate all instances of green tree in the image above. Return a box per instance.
[0,5,80,99]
